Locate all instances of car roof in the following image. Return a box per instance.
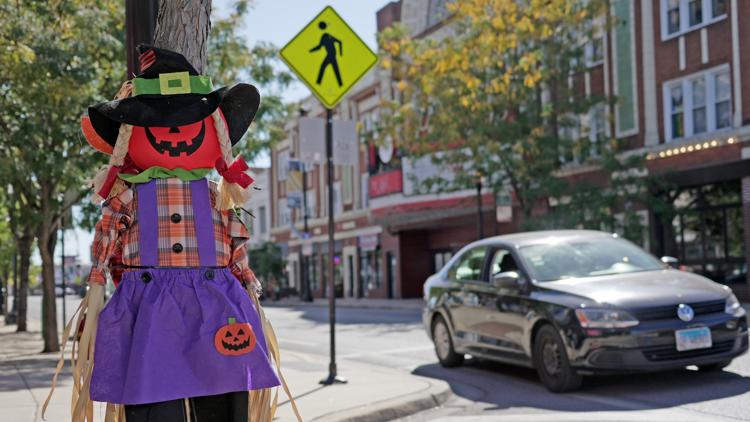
[469,229,616,249]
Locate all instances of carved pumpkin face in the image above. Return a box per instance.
[128,115,222,170]
[214,317,256,356]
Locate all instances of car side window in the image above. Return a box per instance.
[448,247,487,282]
[490,248,519,279]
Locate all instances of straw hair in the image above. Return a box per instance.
[212,109,253,210]
[90,81,135,204]
[42,283,119,422]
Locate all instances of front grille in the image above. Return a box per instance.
[642,339,735,362]
[630,300,725,321]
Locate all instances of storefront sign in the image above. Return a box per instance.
[369,170,403,198]
[358,234,379,251]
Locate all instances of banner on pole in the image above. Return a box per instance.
[287,159,304,209]
[333,120,358,166]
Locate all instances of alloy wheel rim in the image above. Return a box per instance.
[434,322,451,360]
[542,338,561,375]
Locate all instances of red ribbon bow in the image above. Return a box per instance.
[215,156,254,188]
[97,156,140,200]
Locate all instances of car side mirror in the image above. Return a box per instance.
[492,271,521,288]
[660,256,679,269]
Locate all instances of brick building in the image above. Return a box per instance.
[270,0,750,300]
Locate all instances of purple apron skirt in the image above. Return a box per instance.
[90,179,280,405]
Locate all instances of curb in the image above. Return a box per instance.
[314,378,452,422]
[262,300,424,311]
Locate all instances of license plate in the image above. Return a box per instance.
[675,327,712,352]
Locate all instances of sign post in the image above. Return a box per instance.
[280,5,378,386]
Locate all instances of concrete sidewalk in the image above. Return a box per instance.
[0,322,449,422]
[263,297,424,311]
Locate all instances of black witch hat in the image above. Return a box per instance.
[87,44,259,150]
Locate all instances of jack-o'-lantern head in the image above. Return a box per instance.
[82,45,260,170]
[127,116,222,170]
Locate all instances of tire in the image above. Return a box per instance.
[432,315,464,367]
[532,324,583,392]
[697,360,732,372]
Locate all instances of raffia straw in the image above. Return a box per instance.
[90,80,134,205]
[212,109,253,210]
[246,284,303,422]
[42,283,110,422]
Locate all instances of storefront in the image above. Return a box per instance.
[650,153,750,299]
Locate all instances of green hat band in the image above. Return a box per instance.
[132,71,213,96]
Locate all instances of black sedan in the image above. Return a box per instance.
[423,230,748,392]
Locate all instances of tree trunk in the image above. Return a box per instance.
[38,210,60,353]
[153,0,212,73]
[15,233,32,332]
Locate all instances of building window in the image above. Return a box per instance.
[585,36,604,67]
[688,0,703,26]
[712,0,728,17]
[715,70,731,129]
[670,85,685,139]
[662,0,728,39]
[359,249,382,294]
[259,206,267,234]
[663,65,732,142]
[589,104,607,157]
[691,78,706,134]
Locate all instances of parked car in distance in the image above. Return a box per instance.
[423,230,748,392]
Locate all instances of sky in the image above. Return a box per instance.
[55,1,394,267]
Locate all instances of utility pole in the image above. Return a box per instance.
[320,108,346,385]
[476,172,484,239]
[125,0,159,76]
[5,252,17,324]
[60,215,66,325]
[299,108,313,302]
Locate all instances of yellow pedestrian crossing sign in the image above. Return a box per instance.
[280,6,378,109]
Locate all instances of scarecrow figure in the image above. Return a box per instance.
[44,46,301,422]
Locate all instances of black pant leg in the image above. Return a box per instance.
[124,398,186,422]
[191,391,248,422]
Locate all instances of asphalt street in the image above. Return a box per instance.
[21,296,750,421]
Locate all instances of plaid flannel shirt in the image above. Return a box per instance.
[88,178,255,286]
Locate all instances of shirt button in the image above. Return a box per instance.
[172,243,184,253]
[170,213,182,223]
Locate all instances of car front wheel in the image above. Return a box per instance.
[533,324,582,392]
[432,315,464,367]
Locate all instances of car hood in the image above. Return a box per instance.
[538,270,731,309]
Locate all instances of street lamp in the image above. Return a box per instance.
[298,107,314,302]
[475,171,486,239]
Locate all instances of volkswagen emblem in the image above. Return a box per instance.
[677,304,694,322]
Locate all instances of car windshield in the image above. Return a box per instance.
[518,236,664,282]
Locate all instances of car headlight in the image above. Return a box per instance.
[574,308,639,329]
[725,293,746,318]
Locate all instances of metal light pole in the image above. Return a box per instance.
[60,215,66,325]
[125,0,159,76]
[320,108,346,385]
[476,172,484,239]
[301,167,313,302]
[6,252,17,324]
[299,108,313,303]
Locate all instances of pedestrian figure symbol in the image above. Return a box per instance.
[310,21,343,87]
